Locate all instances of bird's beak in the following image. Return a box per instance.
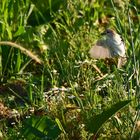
[101,31,106,35]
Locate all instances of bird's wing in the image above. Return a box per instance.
[89,40,112,59]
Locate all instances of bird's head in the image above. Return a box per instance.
[102,29,116,38]
[102,29,122,44]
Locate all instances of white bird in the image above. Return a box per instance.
[89,29,126,68]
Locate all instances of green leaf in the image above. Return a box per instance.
[86,100,131,134]
[22,116,61,139]
[14,26,25,37]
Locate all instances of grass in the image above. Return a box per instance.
[0,0,140,139]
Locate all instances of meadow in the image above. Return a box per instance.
[0,0,140,139]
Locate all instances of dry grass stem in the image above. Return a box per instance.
[0,41,42,64]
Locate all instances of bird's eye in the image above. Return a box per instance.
[106,30,110,34]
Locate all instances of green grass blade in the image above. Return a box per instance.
[86,100,131,134]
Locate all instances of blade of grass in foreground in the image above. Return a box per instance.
[85,100,131,136]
